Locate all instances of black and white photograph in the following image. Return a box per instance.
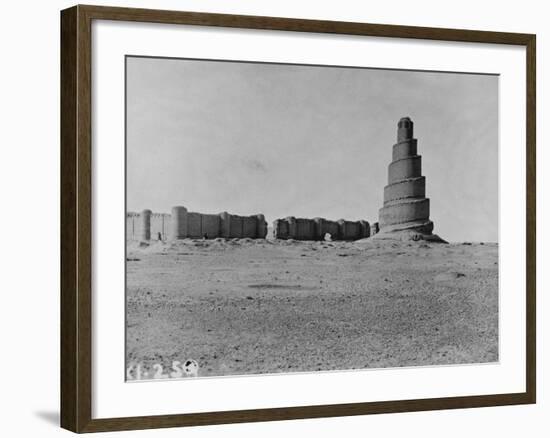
[0,0,543,435]
[125,56,499,380]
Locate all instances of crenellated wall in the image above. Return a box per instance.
[150,213,171,240]
[126,212,143,241]
[273,217,370,241]
[127,206,268,241]
[127,211,172,241]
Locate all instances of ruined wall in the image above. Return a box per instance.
[126,210,159,241]
[128,209,369,242]
[273,219,289,239]
[127,206,267,240]
[339,220,365,240]
[273,217,370,241]
[256,215,267,238]
[314,218,340,240]
[243,216,257,237]
[185,213,221,239]
[150,213,170,240]
[295,218,316,240]
[126,213,143,241]
[186,212,202,238]
[229,215,243,237]
[202,214,221,239]
[371,222,379,236]
[223,213,266,239]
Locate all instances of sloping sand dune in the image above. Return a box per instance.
[126,239,498,379]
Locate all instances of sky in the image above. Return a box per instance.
[126,56,498,243]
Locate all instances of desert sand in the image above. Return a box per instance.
[126,238,498,379]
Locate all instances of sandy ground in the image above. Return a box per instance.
[126,238,498,380]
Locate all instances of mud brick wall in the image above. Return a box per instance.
[126,210,155,241]
[229,215,244,237]
[338,219,369,240]
[169,206,267,240]
[272,219,289,239]
[128,209,368,242]
[150,213,170,240]
[314,218,340,240]
[185,212,221,239]
[186,212,222,239]
[295,218,316,240]
[186,212,201,238]
[243,216,257,237]
[126,212,143,241]
[202,214,221,239]
[223,213,267,239]
[273,217,370,241]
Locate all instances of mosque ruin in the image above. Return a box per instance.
[128,118,443,243]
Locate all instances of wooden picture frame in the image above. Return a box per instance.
[61,4,536,433]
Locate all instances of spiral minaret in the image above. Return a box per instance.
[376,117,444,241]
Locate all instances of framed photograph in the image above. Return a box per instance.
[60,5,536,433]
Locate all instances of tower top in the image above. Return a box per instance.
[397,117,413,141]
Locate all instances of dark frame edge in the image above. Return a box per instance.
[61,5,94,433]
[60,4,537,433]
[60,5,79,433]
[525,34,536,404]
[81,392,532,433]
[76,4,534,45]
